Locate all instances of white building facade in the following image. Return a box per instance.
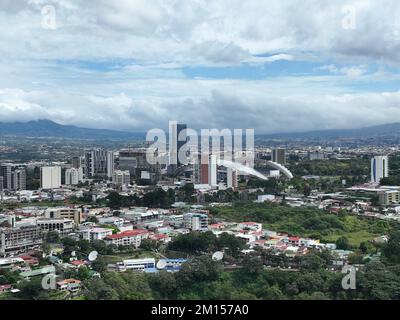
[371,156,389,183]
[41,166,61,189]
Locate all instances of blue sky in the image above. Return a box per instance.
[1,0,400,133]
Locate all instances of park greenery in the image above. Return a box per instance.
[209,202,395,246]
[2,225,400,300]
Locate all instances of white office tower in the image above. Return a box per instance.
[208,155,218,187]
[41,166,61,189]
[65,168,83,185]
[112,170,130,186]
[107,151,115,178]
[227,168,238,189]
[169,121,178,166]
[371,156,389,183]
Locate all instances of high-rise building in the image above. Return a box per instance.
[194,160,209,185]
[40,166,61,189]
[272,148,286,165]
[11,169,26,191]
[72,156,81,169]
[0,166,26,191]
[112,170,130,186]
[227,168,238,189]
[118,149,138,174]
[84,149,114,179]
[194,154,218,187]
[371,156,389,183]
[208,155,218,187]
[0,164,12,190]
[107,152,115,178]
[177,123,187,166]
[65,167,83,185]
[0,177,4,201]
[118,148,157,179]
[169,122,188,167]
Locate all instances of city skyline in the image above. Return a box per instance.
[2,1,400,133]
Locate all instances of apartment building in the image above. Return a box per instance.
[104,229,149,248]
[0,226,43,257]
[183,212,209,231]
[36,218,74,235]
[44,207,82,225]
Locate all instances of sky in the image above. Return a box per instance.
[1,0,400,133]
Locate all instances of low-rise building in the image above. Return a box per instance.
[81,227,113,241]
[379,190,400,206]
[238,222,263,232]
[44,207,82,225]
[98,216,124,228]
[183,212,208,231]
[37,218,74,235]
[108,258,156,272]
[104,229,149,247]
[0,226,42,257]
[56,279,82,293]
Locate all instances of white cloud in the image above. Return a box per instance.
[2,1,400,133]
[2,0,400,64]
[2,79,400,133]
[319,64,367,77]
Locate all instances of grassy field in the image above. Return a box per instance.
[101,250,159,264]
[209,202,396,246]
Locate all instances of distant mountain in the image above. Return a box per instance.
[258,123,400,139]
[2,119,400,141]
[0,119,144,140]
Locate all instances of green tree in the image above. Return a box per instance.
[335,236,351,250]
[46,231,60,243]
[382,231,400,264]
[217,232,246,258]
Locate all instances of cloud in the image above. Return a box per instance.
[2,0,400,133]
[190,41,251,65]
[2,0,400,64]
[319,64,367,77]
[2,83,400,134]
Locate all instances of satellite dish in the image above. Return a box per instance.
[88,251,98,262]
[212,251,224,261]
[71,251,76,257]
[156,260,167,270]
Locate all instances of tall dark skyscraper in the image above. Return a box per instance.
[169,123,188,167]
[177,123,187,166]
[0,164,12,190]
[272,148,286,165]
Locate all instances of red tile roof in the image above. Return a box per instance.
[150,233,169,240]
[70,260,87,266]
[106,229,148,240]
[0,284,12,291]
[57,279,82,285]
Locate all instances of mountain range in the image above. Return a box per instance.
[1,119,400,140]
[0,119,144,140]
[258,123,400,140]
